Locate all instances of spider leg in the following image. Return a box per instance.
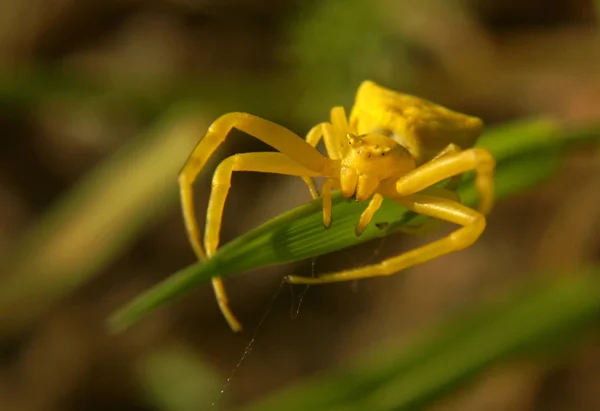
[430,143,463,191]
[305,122,326,148]
[397,144,465,236]
[356,193,384,236]
[395,147,495,214]
[300,122,342,200]
[321,179,333,228]
[301,123,326,199]
[303,118,345,226]
[431,143,461,160]
[286,194,485,284]
[397,186,460,236]
[204,152,321,331]
[330,106,352,135]
[178,113,334,256]
[206,152,320,256]
[301,177,319,200]
[178,113,333,332]
[305,119,347,160]
[328,106,352,158]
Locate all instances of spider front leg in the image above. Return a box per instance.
[205,152,321,331]
[179,113,334,257]
[287,194,485,284]
[304,118,346,160]
[396,186,461,236]
[206,152,321,256]
[355,194,384,236]
[300,123,324,200]
[301,122,336,206]
[430,143,463,191]
[395,147,495,214]
[303,108,351,228]
[178,113,333,331]
[397,144,464,236]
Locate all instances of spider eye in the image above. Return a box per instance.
[346,133,362,147]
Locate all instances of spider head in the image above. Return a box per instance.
[340,133,416,201]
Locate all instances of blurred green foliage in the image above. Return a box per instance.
[236,266,600,411]
[0,105,207,336]
[0,1,599,410]
[290,0,411,121]
[136,343,222,411]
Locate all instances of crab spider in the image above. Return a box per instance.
[178,80,495,332]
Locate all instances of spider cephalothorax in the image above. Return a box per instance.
[340,133,416,201]
[179,80,495,332]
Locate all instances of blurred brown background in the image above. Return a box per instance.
[0,0,600,410]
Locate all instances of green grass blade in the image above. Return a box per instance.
[109,119,600,332]
[235,267,600,411]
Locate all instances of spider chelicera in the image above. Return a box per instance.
[179,80,495,332]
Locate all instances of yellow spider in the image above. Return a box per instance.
[179,80,495,332]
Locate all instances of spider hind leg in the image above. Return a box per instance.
[286,194,485,284]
